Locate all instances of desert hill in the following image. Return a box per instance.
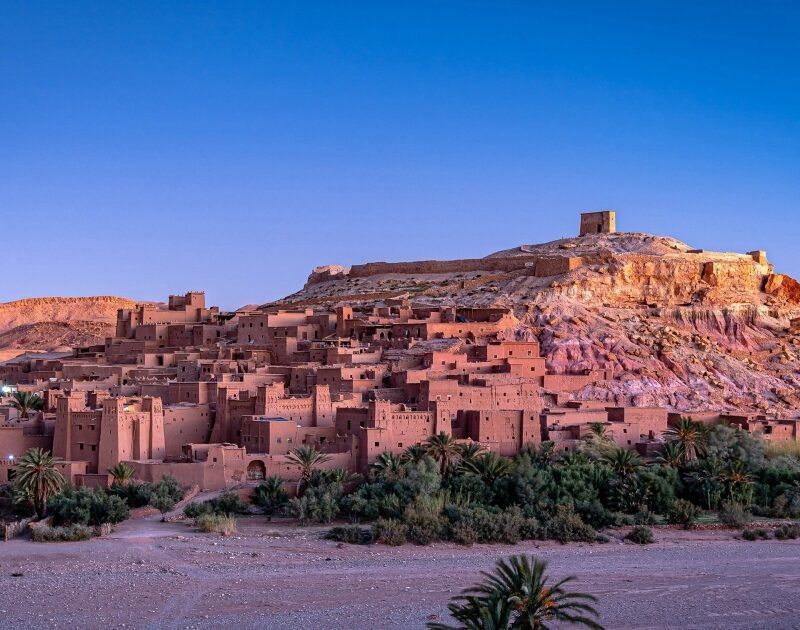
[275,230,800,412]
[0,296,139,360]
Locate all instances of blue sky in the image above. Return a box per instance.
[1,2,798,308]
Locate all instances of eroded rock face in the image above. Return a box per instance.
[0,296,140,356]
[278,232,800,412]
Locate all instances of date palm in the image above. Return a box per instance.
[109,462,135,487]
[601,447,642,478]
[425,432,461,477]
[664,418,707,463]
[401,443,428,464]
[462,452,512,485]
[251,475,289,520]
[656,442,684,468]
[370,451,405,481]
[429,555,604,630]
[457,442,485,465]
[285,446,331,485]
[723,460,754,505]
[10,391,45,419]
[12,448,65,517]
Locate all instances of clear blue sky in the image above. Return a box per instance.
[1,2,798,309]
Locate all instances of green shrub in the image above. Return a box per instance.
[774,524,800,540]
[625,525,654,545]
[251,477,289,519]
[594,533,610,544]
[109,482,153,508]
[184,501,213,520]
[373,518,408,546]
[545,504,596,543]
[633,509,657,526]
[719,502,750,529]
[31,523,93,542]
[288,487,339,524]
[742,528,770,541]
[195,513,236,536]
[325,525,372,545]
[666,499,701,529]
[48,487,130,526]
[208,491,249,516]
[444,505,526,545]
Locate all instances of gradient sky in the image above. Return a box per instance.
[1,2,798,309]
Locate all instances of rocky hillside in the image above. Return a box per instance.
[0,296,138,359]
[277,232,800,413]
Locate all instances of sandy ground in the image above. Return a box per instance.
[1,517,800,629]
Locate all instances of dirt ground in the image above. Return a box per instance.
[1,517,800,629]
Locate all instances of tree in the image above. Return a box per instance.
[429,555,604,630]
[9,391,45,419]
[457,442,485,465]
[109,462,135,487]
[723,460,754,505]
[664,418,708,464]
[12,448,65,517]
[251,476,289,520]
[401,443,428,464]
[285,446,332,486]
[370,451,405,481]
[462,452,512,485]
[601,447,642,478]
[425,432,461,477]
[656,442,684,468]
[150,490,176,521]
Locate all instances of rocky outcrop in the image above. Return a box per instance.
[277,231,800,413]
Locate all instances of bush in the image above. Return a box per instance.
[109,482,153,508]
[545,504,596,544]
[251,477,289,519]
[625,525,654,545]
[184,501,213,520]
[150,490,177,521]
[152,475,185,503]
[666,499,701,529]
[195,513,236,536]
[48,487,130,527]
[288,487,339,525]
[373,518,408,546]
[31,523,93,542]
[719,503,750,529]
[633,509,657,526]
[774,524,800,540]
[594,533,610,544]
[742,528,770,541]
[444,506,526,546]
[325,525,372,545]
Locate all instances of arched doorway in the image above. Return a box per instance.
[247,460,266,481]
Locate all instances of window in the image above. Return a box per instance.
[77,424,83,431]
[79,443,84,450]
[91,445,96,452]
[276,437,282,443]
[374,441,380,447]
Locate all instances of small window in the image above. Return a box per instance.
[374,441,380,447]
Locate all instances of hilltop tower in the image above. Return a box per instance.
[580,210,616,236]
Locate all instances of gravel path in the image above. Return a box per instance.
[1,518,799,629]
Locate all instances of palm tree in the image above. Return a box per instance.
[664,418,708,464]
[9,391,45,419]
[656,442,684,468]
[723,460,754,505]
[251,475,289,520]
[109,462,135,487]
[12,448,65,517]
[462,452,512,485]
[370,451,405,481]
[401,443,428,464]
[285,446,331,485]
[584,422,612,452]
[429,555,604,630]
[425,432,461,477]
[601,447,642,478]
[686,457,724,509]
[457,442,485,465]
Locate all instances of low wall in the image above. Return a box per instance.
[2,518,32,542]
[347,255,584,279]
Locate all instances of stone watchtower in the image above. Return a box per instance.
[580,210,616,236]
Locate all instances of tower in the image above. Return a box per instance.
[579,210,616,236]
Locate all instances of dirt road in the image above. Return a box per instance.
[1,517,799,629]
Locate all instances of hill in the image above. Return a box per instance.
[275,230,800,412]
